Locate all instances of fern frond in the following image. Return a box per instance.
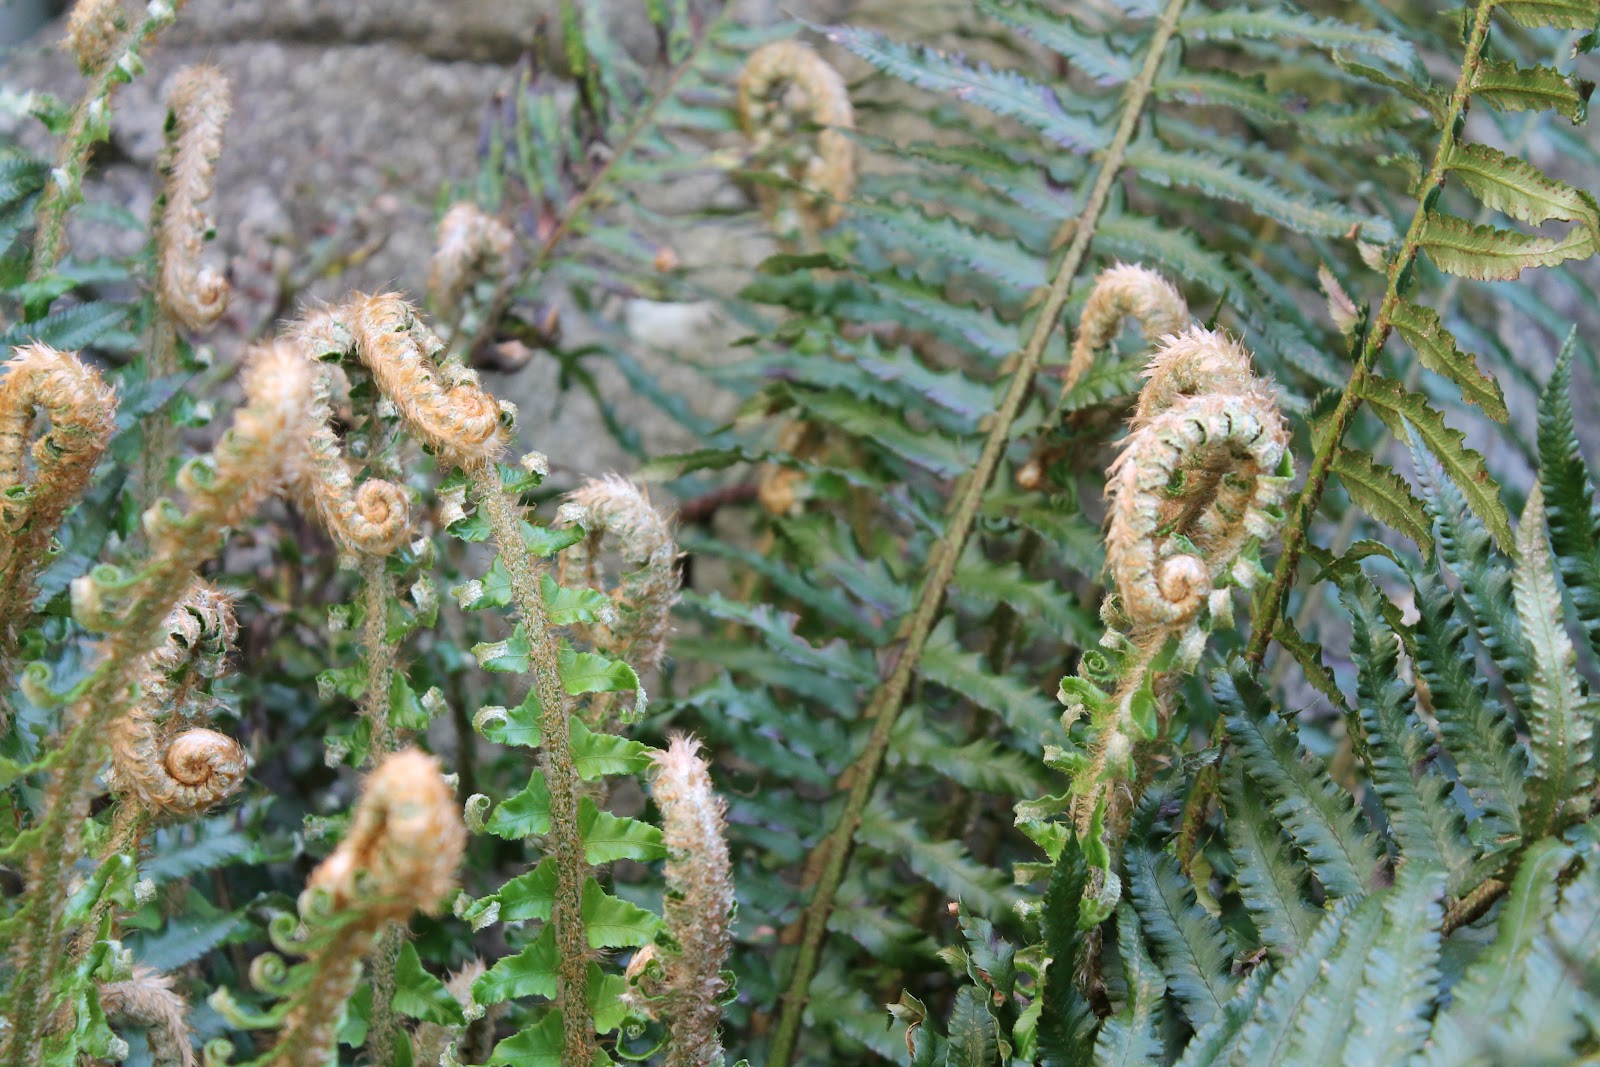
[1422,836,1574,1065]
[1222,762,1321,960]
[1341,578,1478,894]
[1226,896,1376,1064]
[1537,332,1600,663]
[1513,486,1598,840]
[1341,864,1446,1066]
[1216,663,1383,900]
[1126,844,1236,1029]
[1408,565,1525,851]
[1092,903,1166,1067]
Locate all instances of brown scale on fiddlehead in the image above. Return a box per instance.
[556,474,681,721]
[737,40,856,234]
[63,0,125,75]
[427,202,514,312]
[262,749,465,1067]
[156,66,231,333]
[106,582,246,818]
[283,323,411,557]
[1065,263,1190,400]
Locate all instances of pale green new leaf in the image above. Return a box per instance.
[1415,212,1596,281]
[1513,486,1598,840]
[1330,446,1433,551]
[1386,300,1506,420]
[1358,374,1514,552]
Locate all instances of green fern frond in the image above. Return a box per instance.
[1341,578,1479,893]
[1329,446,1433,553]
[1216,663,1384,900]
[1126,843,1237,1029]
[1341,864,1446,1066]
[1092,903,1166,1067]
[1222,762,1321,960]
[1513,486,1598,840]
[1537,332,1600,663]
[1408,565,1526,850]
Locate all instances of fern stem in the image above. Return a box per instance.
[359,554,397,759]
[1246,0,1498,666]
[765,3,1191,1062]
[467,459,596,1067]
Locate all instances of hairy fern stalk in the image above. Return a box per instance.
[4,0,1600,1065]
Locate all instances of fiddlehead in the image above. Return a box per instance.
[737,40,856,234]
[260,750,464,1067]
[1064,324,1291,844]
[156,65,231,333]
[1,341,311,1067]
[106,581,246,819]
[556,474,680,721]
[63,0,125,75]
[1064,262,1190,398]
[644,735,734,1067]
[427,202,514,312]
[1020,263,1190,490]
[0,344,117,673]
[308,293,505,464]
[284,326,411,558]
[99,967,197,1067]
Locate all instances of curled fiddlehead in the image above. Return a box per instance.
[286,320,411,556]
[99,966,197,1067]
[1019,262,1189,490]
[259,750,465,1067]
[1065,262,1190,397]
[737,40,856,234]
[1061,324,1292,847]
[556,474,681,719]
[427,202,514,312]
[156,65,231,333]
[106,581,246,818]
[301,293,504,465]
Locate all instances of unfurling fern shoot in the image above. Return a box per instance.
[737,40,856,238]
[1062,313,1291,847]
[0,344,117,708]
[645,735,734,1067]
[0,340,312,1067]
[256,750,465,1067]
[557,474,681,725]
